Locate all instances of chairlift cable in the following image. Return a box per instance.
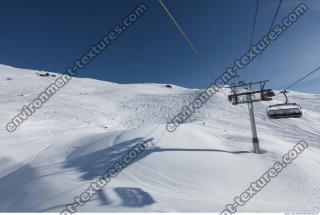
[157,0,215,80]
[250,0,283,82]
[250,0,259,47]
[284,65,320,91]
[157,0,229,98]
[243,0,259,83]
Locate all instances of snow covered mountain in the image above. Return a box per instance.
[0,64,319,212]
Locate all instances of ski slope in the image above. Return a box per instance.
[0,64,319,212]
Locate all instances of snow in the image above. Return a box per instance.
[0,64,319,212]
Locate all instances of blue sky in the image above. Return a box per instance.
[0,0,319,93]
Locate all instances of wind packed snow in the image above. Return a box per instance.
[0,64,319,212]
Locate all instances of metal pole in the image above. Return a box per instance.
[247,94,261,154]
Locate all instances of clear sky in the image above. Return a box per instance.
[0,0,319,93]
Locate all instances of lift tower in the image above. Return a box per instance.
[227,80,275,154]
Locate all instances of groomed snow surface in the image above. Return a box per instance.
[0,64,319,212]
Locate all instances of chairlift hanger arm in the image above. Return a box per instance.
[280,90,289,104]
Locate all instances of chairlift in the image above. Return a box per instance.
[266,90,302,119]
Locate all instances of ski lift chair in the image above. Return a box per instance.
[266,90,302,119]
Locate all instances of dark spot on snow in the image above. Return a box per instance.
[37,72,56,77]
[114,187,155,207]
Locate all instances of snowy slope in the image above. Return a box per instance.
[0,64,319,212]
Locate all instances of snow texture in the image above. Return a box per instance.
[0,64,319,212]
